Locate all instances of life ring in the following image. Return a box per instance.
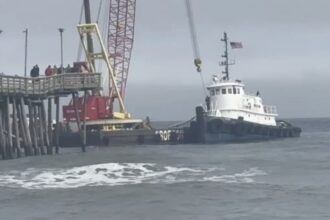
[207,119,223,134]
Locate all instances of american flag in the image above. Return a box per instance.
[230,42,243,49]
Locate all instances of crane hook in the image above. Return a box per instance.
[194,58,202,72]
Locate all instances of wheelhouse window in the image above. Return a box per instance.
[216,88,220,95]
[233,87,236,94]
[228,88,232,94]
[237,88,240,94]
[210,89,215,96]
[221,88,226,94]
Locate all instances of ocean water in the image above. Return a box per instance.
[0,118,330,220]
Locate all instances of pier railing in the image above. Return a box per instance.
[0,73,101,96]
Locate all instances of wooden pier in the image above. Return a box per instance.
[0,73,101,160]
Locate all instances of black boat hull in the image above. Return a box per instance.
[186,106,302,144]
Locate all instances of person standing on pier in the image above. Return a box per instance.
[45,65,53,76]
[35,65,40,77]
[30,66,35,77]
[58,66,62,74]
[53,65,58,75]
[30,65,40,77]
[65,64,72,73]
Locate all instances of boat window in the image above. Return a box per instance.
[211,89,215,96]
[216,88,220,95]
[222,88,226,94]
[233,87,236,94]
[228,88,232,94]
[237,88,240,94]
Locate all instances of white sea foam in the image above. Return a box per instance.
[0,163,266,189]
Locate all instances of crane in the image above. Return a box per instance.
[63,0,142,129]
[64,0,203,130]
[108,0,137,111]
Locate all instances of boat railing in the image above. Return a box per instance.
[263,105,277,114]
[0,73,101,96]
[209,78,244,86]
[208,106,278,116]
[207,109,218,116]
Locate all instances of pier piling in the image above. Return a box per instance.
[0,73,101,160]
[5,96,13,159]
[12,98,21,158]
[82,91,87,152]
[55,96,60,154]
[47,98,53,154]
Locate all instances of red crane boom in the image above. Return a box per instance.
[108,0,137,102]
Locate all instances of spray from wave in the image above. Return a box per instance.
[0,163,266,189]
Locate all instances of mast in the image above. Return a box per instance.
[83,0,95,62]
[221,32,230,80]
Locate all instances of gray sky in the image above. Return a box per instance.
[1,0,330,120]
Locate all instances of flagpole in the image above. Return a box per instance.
[23,28,28,77]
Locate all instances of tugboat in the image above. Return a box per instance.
[186,32,302,144]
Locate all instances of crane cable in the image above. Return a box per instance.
[76,2,84,61]
[185,0,207,95]
[96,0,104,73]
[96,0,103,24]
[101,0,111,95]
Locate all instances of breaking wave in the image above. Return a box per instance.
[0,163,266,189]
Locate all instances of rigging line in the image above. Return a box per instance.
[97,0,106,71]
[79,2,84,23]
[168,116,196,129]
[199,70,208,96]
[101,0,111,95]
[96,0,103,24]
[76,2,84,61]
